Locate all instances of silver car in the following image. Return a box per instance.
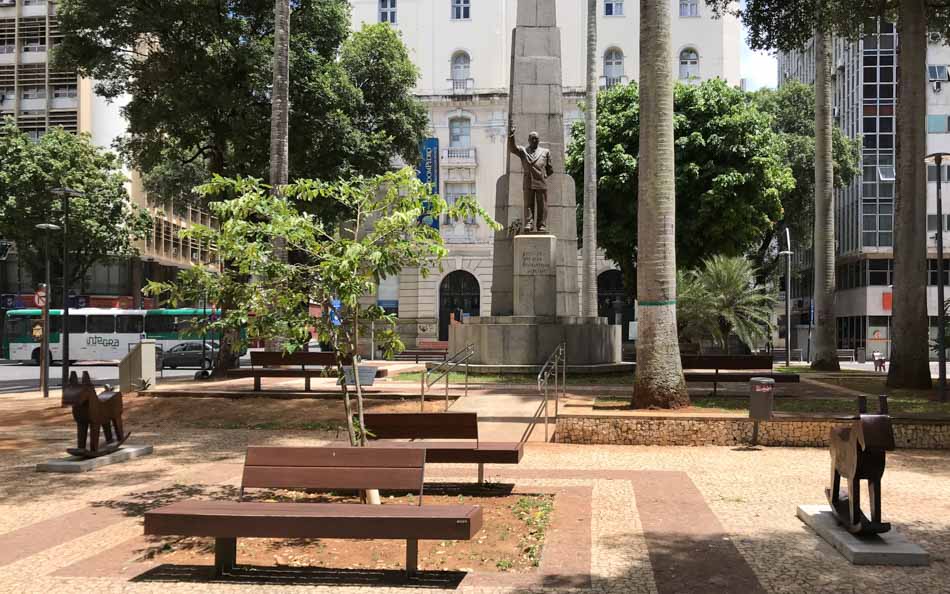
[161,342,218,370]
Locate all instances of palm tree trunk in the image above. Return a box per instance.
[270,0,290,262]
[887,0,932,388]
[811,30,839,371]
[581,0,598,318]
[632,0,688,409]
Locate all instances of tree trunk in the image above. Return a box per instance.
[581,0,598,318]
[811,30,840,371]
[632,0,688,409]
[887,0,932,388]
[270,0,290,262]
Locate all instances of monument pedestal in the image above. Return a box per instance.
[514,234,556,317]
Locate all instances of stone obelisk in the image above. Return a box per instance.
[449,0,620,366]
[490,0,578,318]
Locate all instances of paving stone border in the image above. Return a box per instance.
[556,415,950,449]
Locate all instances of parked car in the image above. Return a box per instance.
[161,342,218,370]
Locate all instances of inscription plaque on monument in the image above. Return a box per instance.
[516,241,554,276]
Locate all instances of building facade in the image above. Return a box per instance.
[351,0,741,345]
[778,22,950,359]
[0,0,215,311]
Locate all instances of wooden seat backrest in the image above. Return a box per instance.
[363,412,479,444]
[680,354,773,371]
[241,447,426,503]
[249,351,343,368]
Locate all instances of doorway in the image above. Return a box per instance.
[439,270,480,341]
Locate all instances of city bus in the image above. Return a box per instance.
[1,308,237,364]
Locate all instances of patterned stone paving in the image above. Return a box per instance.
[2,421,950,593]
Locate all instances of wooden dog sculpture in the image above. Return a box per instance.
[62,371,130,458]
[826,395,895,535]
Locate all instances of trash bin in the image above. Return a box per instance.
[856,347,866,364]
[749,377,775,421]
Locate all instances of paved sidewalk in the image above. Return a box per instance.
[449,390,550,442]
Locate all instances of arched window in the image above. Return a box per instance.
[679,48,699,81]
[449,117,471,148]
[603,49,624,87]
[451,51,471,90]
[439,270,480,340]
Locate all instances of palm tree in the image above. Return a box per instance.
[811,30,839,371]
[632,0,688,408]
[581,0,598,318]
[678,256,776,353]
[270,0,290,262]
[888,0,932,389]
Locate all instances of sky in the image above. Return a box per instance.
[740,25,778,90]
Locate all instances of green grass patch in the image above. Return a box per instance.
[394,371,634,385]
[513,495,554,567]
[594,394,950,415]
[773,366,870,375]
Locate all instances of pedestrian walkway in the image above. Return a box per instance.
[449,389,551,442]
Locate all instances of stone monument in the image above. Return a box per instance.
[449,0,621,366]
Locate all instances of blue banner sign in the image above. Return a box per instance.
[417,138,440,229]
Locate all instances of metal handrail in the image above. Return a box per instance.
[532,342,567,442]
[420,343,477,411]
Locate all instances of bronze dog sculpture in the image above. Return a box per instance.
[826,395,895,535]
[62,371,130,458]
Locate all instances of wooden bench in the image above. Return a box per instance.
[228,351,344,391]
[393,348,449,362]
[837,348,856,362]
[680,354,799,396]
[363,412,523,484]
[144,447,482,578]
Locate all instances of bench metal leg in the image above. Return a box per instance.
[254,376,261,392]
[406,539,418,577]
[305,376,311,392]
[478,463,484,484]
[214,537,237,577]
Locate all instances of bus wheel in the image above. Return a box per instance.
[31,349,51,366]
[202,358,213,371]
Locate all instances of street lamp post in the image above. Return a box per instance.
[926,153,950,402]
[35,223,61,398]
[51,188,83,395]
[779,227,794,369]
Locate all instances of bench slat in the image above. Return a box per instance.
[245,447,425,468]
[145,501,482,541]
[366,441,524,464]
[242,466,424,492]
[364,412,479,440]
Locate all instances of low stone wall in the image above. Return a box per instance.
[556,415,950,449]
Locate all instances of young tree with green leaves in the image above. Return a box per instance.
[54,1,427,188]
[634,0,689,408]
[677,256,777,353]
[0,119,151,298]
[567,79,794,291]
[145,168,498,444]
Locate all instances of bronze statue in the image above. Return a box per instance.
[826,395,895,535]
[62,371,130,458]
[508,122,553,233]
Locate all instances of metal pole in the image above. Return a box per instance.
[937,154,947,402]
[561,343,566,409]
[420,370,426,412]
[464,362,469,398]
[445,368,449,412]
[41,234,50,399]
[785,228,792,369]
[543,381,549,442]
[61,194,70,391]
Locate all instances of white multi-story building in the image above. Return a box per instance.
[778,23,950,359]
[351,0,741,344]
[0,0,215,311]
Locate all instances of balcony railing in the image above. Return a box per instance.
[447,77,475,92]
[441,146,477,166]
[599,75,628,89]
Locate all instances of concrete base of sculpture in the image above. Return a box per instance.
[514,234,557,317]
[797,505,930,566]
[36,445,154,473]
[449,315,621,365]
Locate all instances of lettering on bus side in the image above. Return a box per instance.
[86,336,120,348]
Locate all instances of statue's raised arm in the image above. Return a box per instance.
[507,122,523,157]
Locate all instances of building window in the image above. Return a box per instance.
[603,49,624,87]
[449,117,471,148]
[929,64,950,81]
[52,84,77,99]
[451,51,471,89]
[927,114,950,134]
[443,183,476,225]
[604,0,624,16]
[21,86,44,99]
[679,48,699,81]
[451,0,470,20]
[679,0,699,17]
[379,0,396,24]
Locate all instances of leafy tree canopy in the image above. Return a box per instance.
[0,119,151,296]
[567,79,794,290]
[751,81,860,252]
[55,1,428,198]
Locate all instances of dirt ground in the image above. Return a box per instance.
[143,492,554,573]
